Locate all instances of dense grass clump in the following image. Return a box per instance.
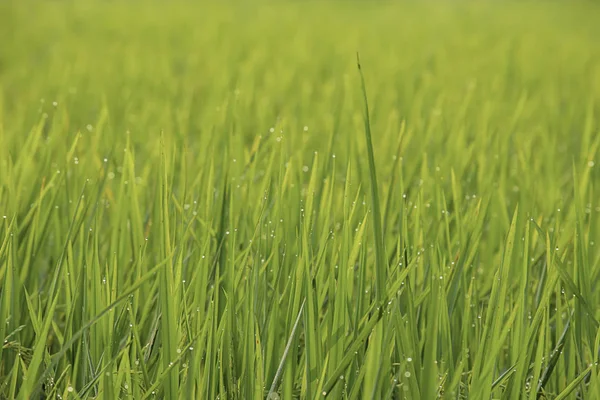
[1,1,600,398]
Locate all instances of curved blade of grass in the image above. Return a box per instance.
[536,312,572,397]
[554,364,593,400]
[356,53,387,399]
[356,53,386,302]
[267,299,305,398]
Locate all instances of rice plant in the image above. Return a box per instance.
[1,1,599,398]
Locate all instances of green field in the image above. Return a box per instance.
[1,1,600,399]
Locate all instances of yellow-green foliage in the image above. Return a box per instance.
[1,1,600,399]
